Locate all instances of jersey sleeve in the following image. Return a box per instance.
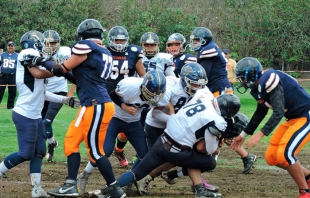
[116,77,141,100]
[71,41,92,55]
[263,72,280,93]
[198,43,218,59]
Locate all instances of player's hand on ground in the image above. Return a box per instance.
[62,96,80,108]
[230,135,245,151]
[245,131,264,148]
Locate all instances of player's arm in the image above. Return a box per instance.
[135,58,146,77]
[259,83,285,136]
[109,88,137,115]
[27,66,53,79]
[67,83,76,97]
[152,103,174,123]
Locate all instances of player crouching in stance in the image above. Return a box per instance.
[231,57,310,198]
[0,30,80,198]
[104,92,240,198]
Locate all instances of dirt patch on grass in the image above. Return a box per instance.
[0,143,308,198]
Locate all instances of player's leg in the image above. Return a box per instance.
[114,132,129,167]
[265,118,310,197]
[48,107,85,197]
[44,92,66,161]
[30,119,50,198]
[7,75,16,109]
[77,117,122,196]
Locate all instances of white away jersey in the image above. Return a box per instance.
[164,88,226,147]
[145,76,191,128]
[14,48,46,119]
[114,77,169,122]
[143,53,174,76]
[46,46,71,93]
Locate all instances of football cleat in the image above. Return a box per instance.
[46,141,58,162]
[113,149,129,167]
[76,170,92,196]
[161,171,178,185]
[242,153,257,174]
[32,184,50,198]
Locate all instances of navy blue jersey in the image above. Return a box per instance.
[107,44,143,92]
[250,69,310,119]
[0,51,18,74]
[197,41,230,93]
[173,53,197,77]
[71,40,113,106]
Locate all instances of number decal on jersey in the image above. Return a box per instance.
[174,97,189,113]
[110,60,129,80]
[101,54,113,79]
[143,61,156,72]
[184,99,206,117]
[2,59,16,68]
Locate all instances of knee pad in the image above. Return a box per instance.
[117,132,128,142]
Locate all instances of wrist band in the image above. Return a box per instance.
[240,131,248,138]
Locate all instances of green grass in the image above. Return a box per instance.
[1,85,310,160]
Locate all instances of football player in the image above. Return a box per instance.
[189,27,257,174]
[76,70,170,196]
[105,26,146,168]
[28,19,125,198]
[113,92,241,198]
[231,57,310,198]
[166,33,197,77]
[0,30,79,198]
[42,30,76,162]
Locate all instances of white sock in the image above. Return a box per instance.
[30,173,41,186]
[177,167,184,177]
[0,162,8,174]
[84,161,96,173]
[48,137,55,144]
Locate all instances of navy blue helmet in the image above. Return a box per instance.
[224,113,249,139]
[180,62,207,96]
[141,70,166,105]
[20,30,45,53]
[235,57,263,94]
[189,27,213,52]
[214,94,241,119]
[76,19,105,41]
[108,26,129,52]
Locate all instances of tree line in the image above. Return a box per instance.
[1,0,309,71]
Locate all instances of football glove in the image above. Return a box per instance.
[20,54,48,68]
[62,96,80,108]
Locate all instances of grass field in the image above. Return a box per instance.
[0,83,309,161]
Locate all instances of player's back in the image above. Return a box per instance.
[165,88,225,147]
[72,40,112,106]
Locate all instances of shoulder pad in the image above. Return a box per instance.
[72,40,93,55]
[261,71,280,93]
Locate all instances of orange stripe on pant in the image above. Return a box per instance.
[265,117,310,167]
[64,102,115,164]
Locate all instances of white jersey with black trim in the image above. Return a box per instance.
[145,76,190,128]
[143,53,174,76]
[14,48,46,119]
[114,77,169,122]
[164,88,226,147]
[45,46,71,93]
